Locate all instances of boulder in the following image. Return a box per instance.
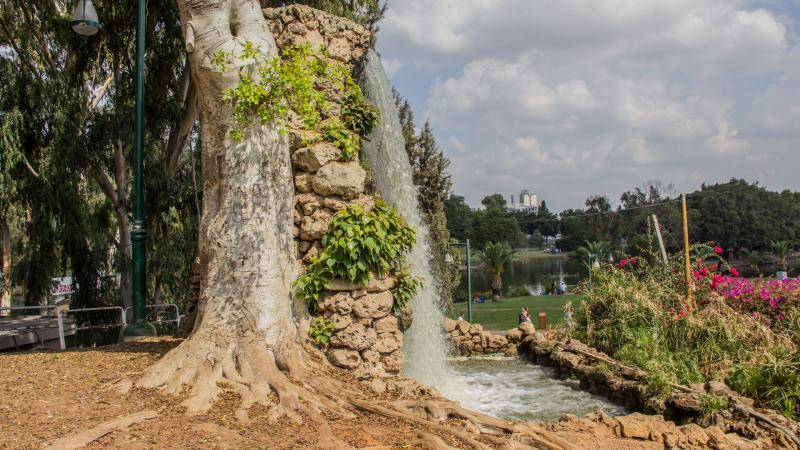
[328,349,361,369]
[373,331,403,354]
[299,210,331,241]
[361,349,381,365]
[295,193,323,215]
[327,37,351,61]
[352,291,393,319]
[468,323,483,335]
[617,413,672,440]
[291,142,339,172]
[328,312,352,331]
[456,320,470,334]
[320,292,353,314]
[506,328,524,343]
[504,345,518,357]
[374,315,399,334]
[487,334,508,350]
[312,162,366,199]
[330,322,376,351]
[519,322,536,336]
[442,318,457,333]
[381,350,403,373]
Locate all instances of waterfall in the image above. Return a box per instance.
[359,50,456,396]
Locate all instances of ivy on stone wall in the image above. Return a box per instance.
[213,43,378,160]
[295,199,420,309]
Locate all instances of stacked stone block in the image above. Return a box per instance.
[266,5,405,379]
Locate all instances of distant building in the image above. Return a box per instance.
[508,189,539,214]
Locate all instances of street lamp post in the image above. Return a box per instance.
[73,0,154,339]
[446,240,472,323]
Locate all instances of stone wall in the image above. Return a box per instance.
[443,318,518,356]
[265,5,404,380]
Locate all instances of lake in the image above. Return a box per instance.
[457,257,588,297]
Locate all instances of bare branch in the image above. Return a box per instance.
[94,169,119,209]
[166,76,198,176]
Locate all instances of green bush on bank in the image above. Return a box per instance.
[571,246,800,418]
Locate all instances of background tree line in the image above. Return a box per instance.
[444,179,800,256]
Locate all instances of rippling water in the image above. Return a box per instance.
[447,356,628,421]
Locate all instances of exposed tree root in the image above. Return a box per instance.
[43,410,158,450]
[136,332,360,449]
[351,397,581,450]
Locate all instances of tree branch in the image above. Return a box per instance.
[94,169,119,209]
[166,76,197,176]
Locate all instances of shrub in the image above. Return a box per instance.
[309,316,335,347]
[573,242,796,406]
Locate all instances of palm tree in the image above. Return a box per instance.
[479,242,516,301]
[771,240,792,272]
[744,250,765,275]
[576,240,612,266]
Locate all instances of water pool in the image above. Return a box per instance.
[447,356,628,422]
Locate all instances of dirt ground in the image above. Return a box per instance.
[0,338,779,449]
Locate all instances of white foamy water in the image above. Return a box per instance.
[359,50,456,397]
[449,356,628,421]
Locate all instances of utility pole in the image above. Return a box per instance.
[681,193,693,312]
[651,214,668,263]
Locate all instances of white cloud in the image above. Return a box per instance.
[378,0,800,209]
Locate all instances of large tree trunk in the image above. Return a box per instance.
[1,217,10,316]
[138,0,347,429]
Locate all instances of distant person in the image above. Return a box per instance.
[550,281,557,295]
[564,302,574,328]
[518,307,529,325]
[559,281,567,295]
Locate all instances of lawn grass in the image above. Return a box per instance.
[448,294,581,331]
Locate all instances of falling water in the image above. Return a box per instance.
[359,50,456,396]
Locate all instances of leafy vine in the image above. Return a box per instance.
[295,199,420,309]
[213,43,378,160]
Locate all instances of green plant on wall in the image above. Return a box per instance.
[391,267,420,310]
[213,42,378,159]
[308,316,335,346]
[295,199,418,309]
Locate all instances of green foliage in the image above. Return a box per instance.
[479,241,516,299]
[391,268,420,310]
[573,253,785,396]
[699,393,728,419]
[771,240,793,271]
[309,316,335,346]
[728,347,800,419]
[215,43,378,161]
[295,200,417,308]
[576,240,613,264]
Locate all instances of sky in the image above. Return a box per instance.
[375,0,800,211]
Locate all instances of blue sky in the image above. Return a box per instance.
[376,0,800,211]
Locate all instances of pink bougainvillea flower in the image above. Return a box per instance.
[730,267,739,277]
[700,267,709,277]
[679,309,687,318]
[631,257,638,265]
[711,274,724,289]
[618,259,629,267]
[693,270,701,279]
[713,246,723,255]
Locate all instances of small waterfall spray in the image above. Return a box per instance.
[359,50,455,396]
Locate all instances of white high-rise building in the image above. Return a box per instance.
[508,189,539,213]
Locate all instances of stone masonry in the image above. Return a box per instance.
[265,6,405,379]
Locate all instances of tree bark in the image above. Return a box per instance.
[94,140,132,309]
[139,0,326,424]
[1,216,10,316]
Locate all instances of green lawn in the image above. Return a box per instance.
[448,294,581,331]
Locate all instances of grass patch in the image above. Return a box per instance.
[469,249,568,265]
[448,294,581,331]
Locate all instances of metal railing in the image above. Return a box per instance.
[1,305,128,350]
[124,304,182,329]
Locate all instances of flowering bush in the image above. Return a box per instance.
[713,276,800,325]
